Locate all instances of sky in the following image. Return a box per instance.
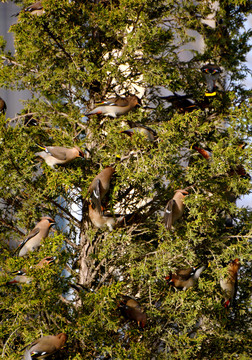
[237,14,252,208]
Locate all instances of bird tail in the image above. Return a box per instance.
[193,265,206,280]
[35,143,46,150]
[23,349,32,360]
[12,238,29,256]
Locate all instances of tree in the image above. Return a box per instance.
[0,0,252,359]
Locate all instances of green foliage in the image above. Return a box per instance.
[0,0,252,359]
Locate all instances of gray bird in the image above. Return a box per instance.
[15,217,55,257]
[85,95,141,118]
[35,144,85,168]
[23,333,67,359]
[201,64,222,96]
[164,189,188,230]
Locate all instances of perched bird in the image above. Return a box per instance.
[192,144,250,179]
[160,93,198,113]
[160,93,211,113]
[88,202,124,231]
[13,1,45,17]
[35,144,85,169]
[165,265,206,290]
[201,64,222,96]
[84,94,141,118]
[0,97,7,114]
[164,189,188,230]
[119,296,147,329]
[191,144,212,160]
[23,333,67,359]
[15,217,55,257]
[220,258,240,308]
[120,123,157,142]
[87,166,115,211]
[6,256,55,285]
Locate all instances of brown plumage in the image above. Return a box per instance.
[87,167,115,211]
[165,265,206,290]
[23,333,67,359]
[164,189,188,230]
[7,256,55,285]
[88,202,124,231]
[192,145,250,179]
[120,126,156,142]
[192,144,212,160]
[85,94,141,118]
[220,258,240,308]
[35,145,85,168]
[13,1,45,17]
[119,296,147,329]
[15,217,55,257]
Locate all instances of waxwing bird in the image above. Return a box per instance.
[160,93,210,113]
[87,166,115,211]
[165,265,206,290]
[201,64,222,96]
[0,97,7,114]
[119,296,147,329]
[160,93,198,113]
[164,189,188,230]
[191,144,212,160]
[35,144,85,169]
[15,217,55,257]
[23,333,67,359]
[88,202,124,231]
[120,123,157,142]
[192,144,250,179]
[84,94,141,118]
[7,269,32,285]
[220,258,240,308]
[13,1,44,17]
[6,256,55,285]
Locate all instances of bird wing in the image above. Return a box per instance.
[95,97,119,106]
[14,227,40,254]
[90,179,102,213]
[46,147,67,160]
[127,121,157,136]
[25,2,43,12]
[164,199,175,229]
[176,267,194,279]
[98,97,129,107]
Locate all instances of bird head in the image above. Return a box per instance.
[74,146,85,158]
[231,258,241,271]
[42,217,56,227]
[165,273,173,285]
[175,189,189,197]
[129,95,142,107]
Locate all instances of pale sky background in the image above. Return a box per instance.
[237,15,252,208]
